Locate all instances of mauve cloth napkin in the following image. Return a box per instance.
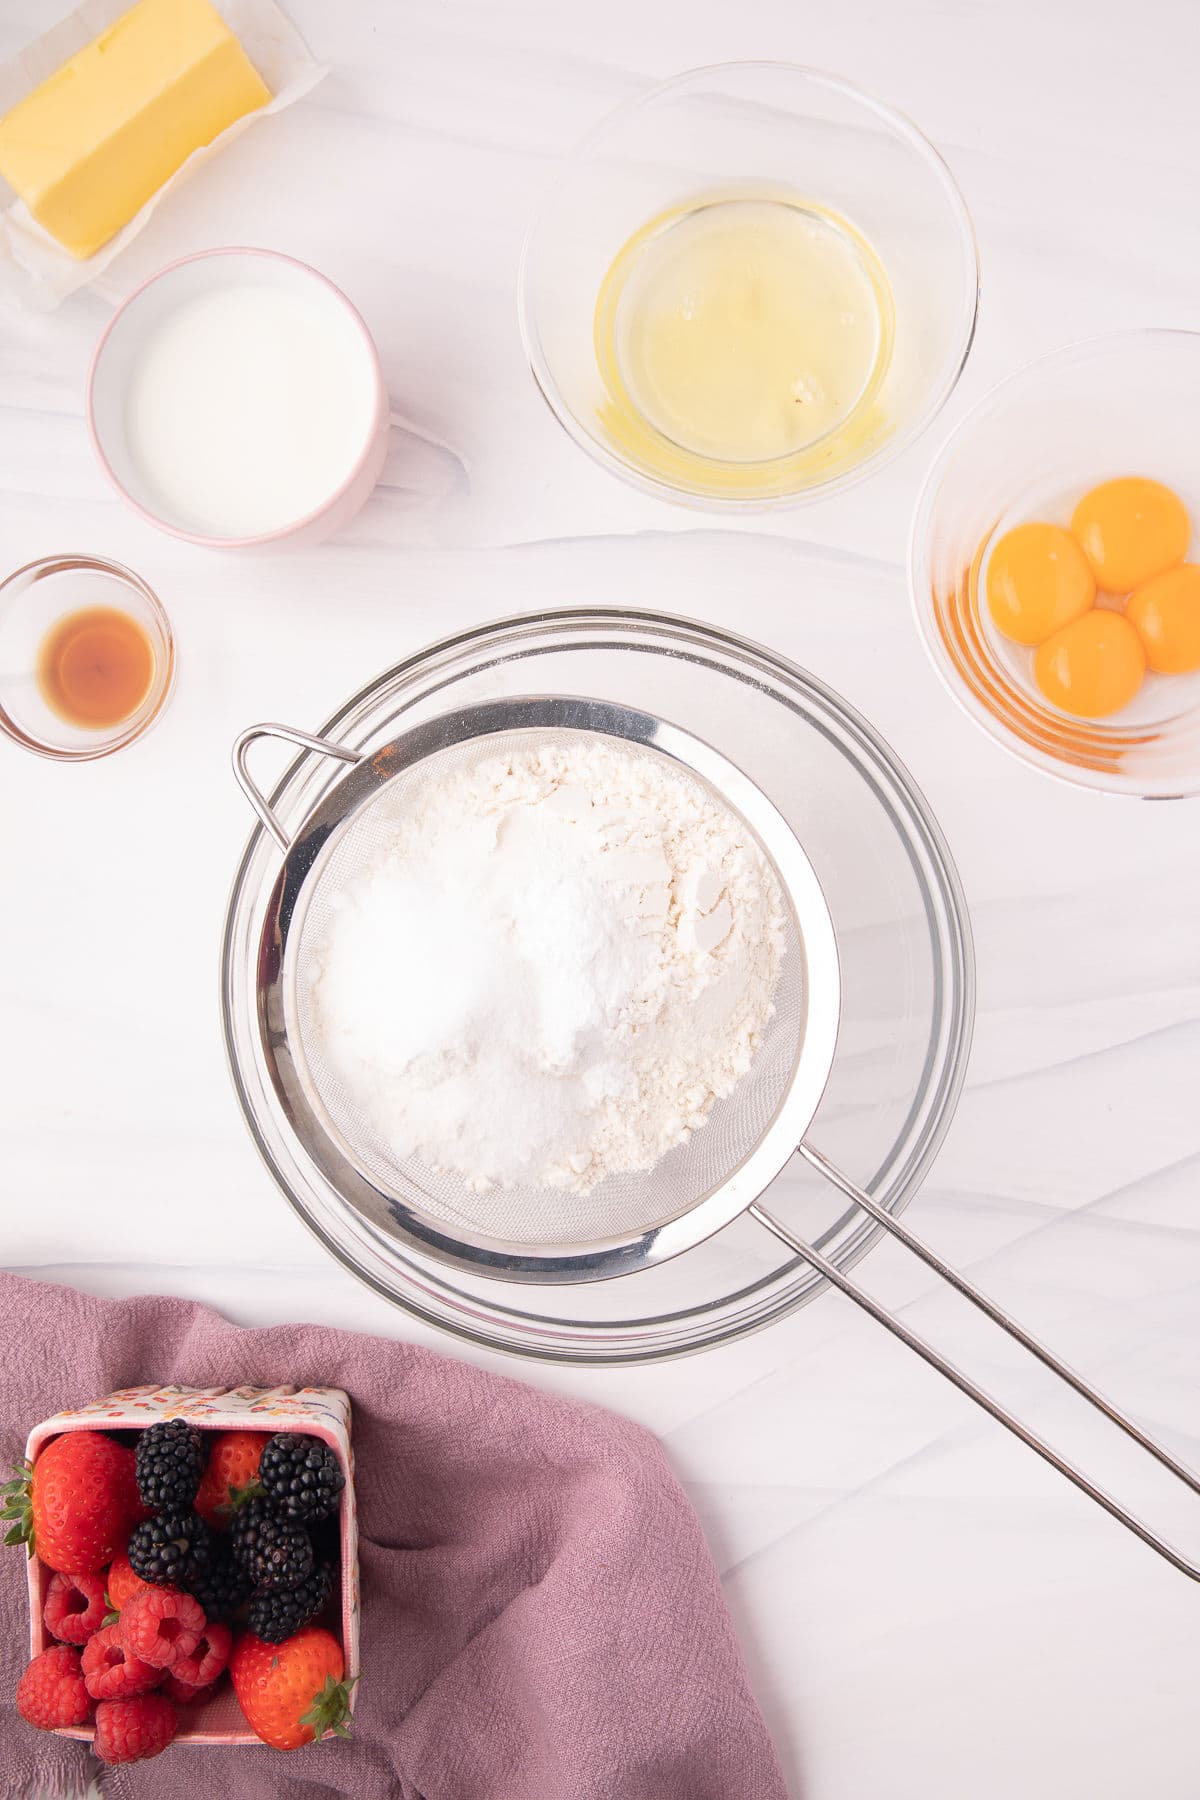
[0,1273,787,1800]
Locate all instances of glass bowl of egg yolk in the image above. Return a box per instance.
[910,330,1200,796]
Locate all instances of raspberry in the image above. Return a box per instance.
[16,1644,93,1729]
[43,1569,107,1645]
[170,1619,231,1689]
[118,1585,205,1669]
[93,1693,178,1764]
[81,1623,162,1700]
[106,1548,152,1613]
[162,1670,219,1706]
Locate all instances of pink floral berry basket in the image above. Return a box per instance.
[24,1384,358,1747]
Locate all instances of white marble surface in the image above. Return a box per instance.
[4,2,1200,1794]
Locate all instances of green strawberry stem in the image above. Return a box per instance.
[1,1463,33,1557]
[227,1479,265,1514]
[301,1674,357,1742]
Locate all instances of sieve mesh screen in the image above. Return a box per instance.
[284,729,807,1252]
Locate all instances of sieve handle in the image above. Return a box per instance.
[232,723,363,851]
[750,1144,1200,1582]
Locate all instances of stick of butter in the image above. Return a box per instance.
[0,0,270,260]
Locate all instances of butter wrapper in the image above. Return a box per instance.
[0,0,326,311]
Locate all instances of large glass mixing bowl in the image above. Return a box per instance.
[222,612,975,1363]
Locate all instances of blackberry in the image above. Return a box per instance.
[246,1561,334,1643]
[258,1434,345,1523]
[180,1541,252,1622]
[229,1495,272,1572]
[231,1497,314,1591]
[135,1419,207,1511]
[127,1510,213,1589]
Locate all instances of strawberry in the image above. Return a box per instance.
[105,1548,152,1614]
[93,1693,178,1764]
[81,1623,162,1700]
[195,1432,270,1529]
[230,1627,352,1751]
[44,1569,107,1645]
[3,1434,140,1573]
[16,1644,93,1729]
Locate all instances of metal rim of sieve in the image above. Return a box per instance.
[236,695,841,1283]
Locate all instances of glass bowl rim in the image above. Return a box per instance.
[908,326,1200,799]
[220,607,977,1363]
[517,59,981,513]
[0,551,176,762]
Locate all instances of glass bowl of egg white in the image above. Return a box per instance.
[910,330,1200,798]
[518,63,979,509]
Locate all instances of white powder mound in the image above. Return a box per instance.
[306,738,785,1194]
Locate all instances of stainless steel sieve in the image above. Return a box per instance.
[234,693,1200,1582]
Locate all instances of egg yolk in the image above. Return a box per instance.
[1033,610,1146,718]
[1071,478,1190,592]
[1126,563,1200,674]
[985,522,1096,646]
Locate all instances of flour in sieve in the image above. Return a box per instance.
[305,738,785,1194]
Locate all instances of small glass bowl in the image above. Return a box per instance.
[0,554,175,760]
[518,62,979,510]
[910,331,1200,798]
